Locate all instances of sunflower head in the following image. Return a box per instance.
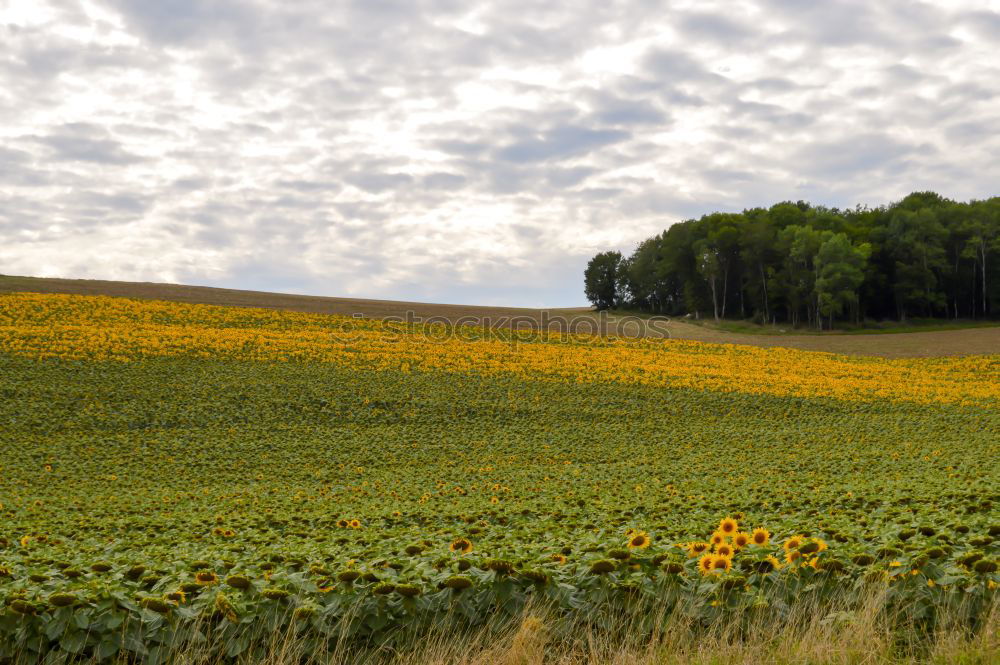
[336,519,349,528]
[688,542,710,558]
[751,528,770,546]
[589,559,616,575]
[348,519,361,529]
[733,532,750,549]
[785,550,802,565]
[715,543,734,558]
[698,554,715,575]
[449,538,473,554]
[783,535,804,552]
[710,532,727,546]
[719,517,738,535]
[165,590,187,603]
[766,555,783,571]
[711,555,732,573]
[627,531,651,549]
[195,571,218,586]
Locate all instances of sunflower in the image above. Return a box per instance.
[785,550,802,565]
[719,517,738,535]
[715,543,734,558]
[733,532,751,549]
[711,555,732,573]
[490,496,499,504]
[710,532,728,546]
[627,531,651,549]
[766,555,783,571]
[348,519,361,529]
[195,571,218,586]
[751,528,770,546]
[165,590,187,604]
[336,519,349,528]
[688,542,710,558]
[550,553,567,564]
[450,538,473,554]
[698,553,715,575]
[783,535,804,552]
[814,538,828,553]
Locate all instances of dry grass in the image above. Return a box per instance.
[2,275,997,358]
[14,590,989,665]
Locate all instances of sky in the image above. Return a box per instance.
[2,0,999,307]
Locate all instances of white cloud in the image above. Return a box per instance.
[1,0,998,306]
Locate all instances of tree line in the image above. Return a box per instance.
[584,192,1000,327]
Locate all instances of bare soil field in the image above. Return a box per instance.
[2,274,997,358]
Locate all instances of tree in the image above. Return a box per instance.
[962,199,1000,317]
[740,209,777,323]
[584,192,999,325]
[775,225,826,327]
[886,208,948,320]
[815,233,871,328]
[695,239,722,320]
[583,251,622,310]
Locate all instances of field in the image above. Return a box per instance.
[0,292,998,664]
[4,274,1000,358]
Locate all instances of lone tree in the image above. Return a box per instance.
[584,250,622,310]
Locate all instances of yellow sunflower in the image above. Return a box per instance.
[348,519,361,529]
[751,528,770,546]
[718,517,738,535]
[627,531,651,549]
[783,535,804,552]
[785,550,802,565]
[710,531,728,546]
[732,532,750,549]
[698,553,715,575]
[715,543,734,558]
[711,555,732,573]
[688,542,710,558]
[766,555,783,571]
[195,571,218,586]
[449,538,473,554]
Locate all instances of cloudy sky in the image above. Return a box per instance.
[2,0,999,306]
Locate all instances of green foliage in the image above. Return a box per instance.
[600,192,1000,325]
[0,353,997,661]
[584,251,623,310]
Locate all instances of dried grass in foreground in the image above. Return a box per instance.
[27,590,996,665]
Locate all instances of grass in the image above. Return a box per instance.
[10,591,994,665]
[675,315,1000,336]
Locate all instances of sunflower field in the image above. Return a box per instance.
[0,293,997,663]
